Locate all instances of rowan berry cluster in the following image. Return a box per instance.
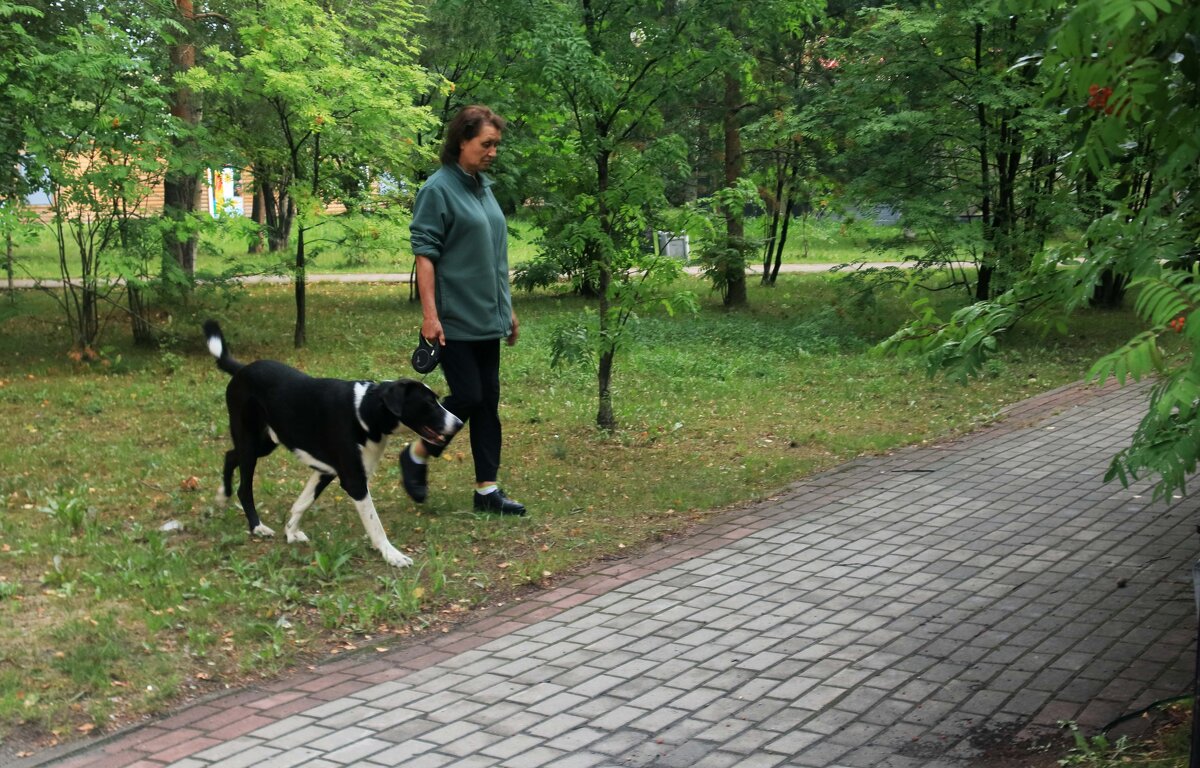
[1169,315,1186,333]
[1088,84,1114,114]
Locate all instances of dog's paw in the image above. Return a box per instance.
[252,523,276,538]
[286,530,309,544]
[381,546,413,568]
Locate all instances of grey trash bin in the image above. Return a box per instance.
[656,231,690,260]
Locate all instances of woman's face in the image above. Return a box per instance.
[458,123,501,174]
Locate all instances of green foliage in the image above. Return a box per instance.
[1087,268,1200,498]
[880,0,1200,499]
[1034,0,1197,190]
[822,0,1069,299]
[1052,0,1199,499]
[883,297,1016,384]
[548,255,700,383]
[308,539,359,583]
[190,0,435,343]
[38,486,94,537]
[18,10,178,351]
[1057,721,1134,766]
[549,308,596,369]
[0,2,43,203]
[690,178,763,299]
[508,0,709,426]
[1089,269,1200,383]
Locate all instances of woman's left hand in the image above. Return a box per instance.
[507,312,519,346]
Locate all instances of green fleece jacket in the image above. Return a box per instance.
[409,164,512,341]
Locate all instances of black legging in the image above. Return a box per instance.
[421,338,502,483]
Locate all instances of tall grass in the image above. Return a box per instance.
[0,271,1138,751]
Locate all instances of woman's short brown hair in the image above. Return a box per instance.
[440,105,507,166]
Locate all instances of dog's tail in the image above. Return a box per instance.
[203,320,244,376]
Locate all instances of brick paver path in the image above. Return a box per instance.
[16,380,1196,768]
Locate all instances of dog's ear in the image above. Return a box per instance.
[380,381,410,418]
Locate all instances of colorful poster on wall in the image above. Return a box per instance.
[207,167,244,218]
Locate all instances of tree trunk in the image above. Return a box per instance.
[596,242,615,430]
[118,214,156,346]
[294,224,307,347]
[595,147,616,431]
[5,228,13,295]
[974,22,993,303]
[762,157,785,284]
[248,184,265,254]
[163,0,200,278]
[81,282,99,352]
[596,347,615,431]
[259,175,293,252]
[1091,269,1129,308]
[129,285,155,346]
[723,72,747,308]
[294,133,320,348]
[770,155,798,286]
[993,104,1025,293]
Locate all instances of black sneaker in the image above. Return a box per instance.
[473,488,526,516]
[399,445,428,503]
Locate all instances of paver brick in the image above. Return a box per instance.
[438,730,503,758]
[253,746,323,768]
[427,699,488,724]
[540,752,609,768]
[497,745,566,768]
[192,742,280,768]
[420,720,484,747]
[366,739,435,764]
[480,734,543,760]
[589,704,647,730]
[375,716,441,742]
[321,736,391,764]
[529,713,589,740]
[397,752,456,768]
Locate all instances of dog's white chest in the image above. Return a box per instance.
[360,438,387,475]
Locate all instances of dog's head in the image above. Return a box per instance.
[381,379,463,447]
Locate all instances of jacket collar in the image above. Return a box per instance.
[449,163,494,192]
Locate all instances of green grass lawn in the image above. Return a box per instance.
[0,269,1140,754]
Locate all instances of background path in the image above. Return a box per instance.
[13,380,1196,768]
[1,261,948,289]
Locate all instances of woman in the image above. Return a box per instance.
[400,105,525,515]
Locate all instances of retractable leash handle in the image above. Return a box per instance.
[411,334,442,375]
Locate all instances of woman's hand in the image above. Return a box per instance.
[507,312,519,346]
[422,317,445,346]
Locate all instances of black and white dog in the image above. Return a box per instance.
[203,320,461,568]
